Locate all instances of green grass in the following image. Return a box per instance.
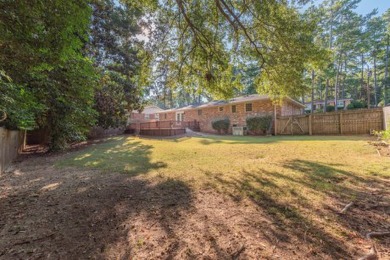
[58,135,389,184]
[57,135,390,244]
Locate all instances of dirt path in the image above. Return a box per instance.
[0,151,389,259]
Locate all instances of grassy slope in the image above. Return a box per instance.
[58,135,390,255]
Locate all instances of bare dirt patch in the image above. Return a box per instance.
[369,140,390,157]
[0,142,389,259]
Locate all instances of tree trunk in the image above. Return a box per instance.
[329,0,333,50]
[327,0,333,113]
[342,58,347,100]
[385,35,389,105]
[169,88,173,108]
[373,51,377,107]
[367,73,370,109]
[324,79,329,113]
[311,70,315,114]
[361,53,364,100]
[334,54,342,111]
[163,85,167,109]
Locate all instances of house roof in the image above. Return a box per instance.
[134,105,164,114]
[157,94,304,113]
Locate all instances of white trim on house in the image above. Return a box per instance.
[176,111,184,121]
[153,94,305,114]
[245,103,253,112]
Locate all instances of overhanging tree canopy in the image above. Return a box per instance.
[130,0,323,99]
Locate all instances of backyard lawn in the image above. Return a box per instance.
[1,135,389,259]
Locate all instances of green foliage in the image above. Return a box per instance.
[94,71,129,129]
[88,0,145,125]
[0,70,43,130]
[211,118,230,134]
[140,0,322,100]
[0,0,97,150]
[42,59,98,151]
[347,100,366,110]
[301,0,390,109]
[326,105,335,112]
[246,115,273,135]
[373,129,390,141]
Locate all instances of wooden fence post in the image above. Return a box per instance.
[23,130,26,151]
[339,113,343,134]
[274,105,278,136]
[309,114,312,135]
[274,117,278,136]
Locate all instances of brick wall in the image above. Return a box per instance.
[158,98,303,134]
[194,100,274,133]
[159,111,176,121]
[129,112,158,122]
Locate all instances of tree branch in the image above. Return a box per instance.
[217,0,266,67]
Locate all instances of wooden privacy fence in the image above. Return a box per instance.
[384,106,390,130]
[0,128,25,173]
[276,108,385,135]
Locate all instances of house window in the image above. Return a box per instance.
[219,106,224,112]
[232,105,237,113]
[337,100,344,108]
[245,103,252,112]
[176,112,184,122]
[164,113,167,120]
[155,113,160,121]
[145,114,150,120]
[198,109,202,116]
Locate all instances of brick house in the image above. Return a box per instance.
[128,105,164,123]
[156,94,304,134]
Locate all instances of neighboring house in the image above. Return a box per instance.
[128,105,164,123]
[304,98,353,112]
[156,94,304,134]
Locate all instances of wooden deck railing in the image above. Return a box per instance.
[129,120,199,130]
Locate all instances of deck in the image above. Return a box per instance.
[128,120,200,136]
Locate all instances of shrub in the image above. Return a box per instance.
[211,118,230,134]
[326,105,335,112]
[246,115,273,135]
[347,100,366,110]
[373,129,390,141]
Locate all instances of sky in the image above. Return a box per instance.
[355,0,390,15]
[310,0,390,16]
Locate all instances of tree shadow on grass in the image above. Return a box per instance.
[280,160,390,256]
[57,137,167,176]
[0,154,192,259]
[202,159,389,259]
[195,135,369,145]
[207,173,350,258]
